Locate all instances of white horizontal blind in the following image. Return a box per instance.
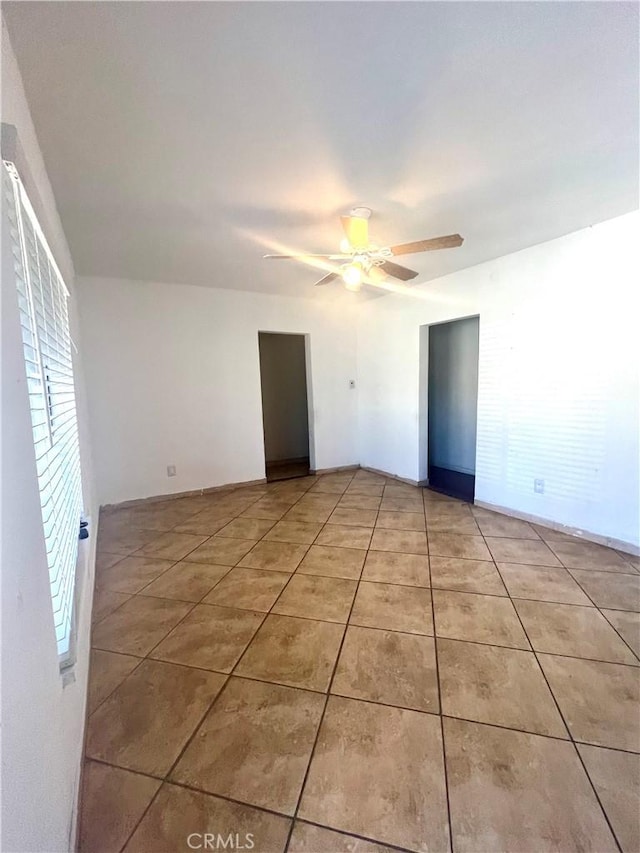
[3,160,83,663]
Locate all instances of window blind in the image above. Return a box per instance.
[3,160,83,664]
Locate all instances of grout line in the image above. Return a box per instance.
[282,472,368,852]
[487,535,625,853]
[562,572,640,664]
[424,492,455,853]
[91,753,421,853]
[108,486,312,850]
[91,478,636,853]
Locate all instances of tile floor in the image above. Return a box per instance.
[81,470,640,853]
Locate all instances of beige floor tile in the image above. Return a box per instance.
[384,484,422,499]
[328,507,378,527]
[203,567,290,611]
[172,513,236,535]
[350,582,433,635]
[111,506,184,533]
[289,822,396,853]
[474,512,540,539]
[332,626,439,713]
[433,589,530,649]
[369,528,428,555]
[87,649,141,714]
[96,555,175,594]
[141,560,230,602]
[539,653,640,751]
[601,609,640,657]
[531,523,583,544]
[283,503,333,523]
[438,638,567,737]
[235,614,344,692]
[445,717,618,853]
[569,569,640,612]
[617,552,640,571]
[239,540,309,572]
[376,510,426,531]
[92,588,131,624]
[172,677,324,814]
[96,526,160,557]
[296,493,341,510]
[426,502,477,517]
[297,545,365,580]
[264,520,323,544]
[241,499,293,520]
[136,531,208,561]
[498,563,591,605]
[95,552,125,574]
[86,659,225,775]
[514,600,638,664]
[309,480,349,495]
[428,533,491,561]
[430,556,507,596]
[423,490,464,504]
[216,517,276,540]
[92,595,193,656]
[125,783,291,853]
[379,497,425,513]
[548,540,632,572]
[345,483,384,497]
[315,524,373,550]
[78,761,161,853]
[184,537,257,565]
[426,502,474,519]
[362,550,430,587]
[485,537,562,566]
[272,574,357,623]
[151,603,264,672]
[299,696,450,852]
[426,516,481,535]
[577,744,640,853]
[338,493,382,510]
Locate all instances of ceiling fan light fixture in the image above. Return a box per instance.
[342,262,363,291]
[339,237,352,253]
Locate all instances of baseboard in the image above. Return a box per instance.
[475,500,640,557]
[266,456,309,467]
[360,466,421,487]
[100,477,268,512]
[310,464,360,475]
[97,468,639,557]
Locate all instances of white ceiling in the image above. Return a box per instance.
[4,1,638,297]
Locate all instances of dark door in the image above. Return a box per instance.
[428,317,479,501]
[258,332,310,482]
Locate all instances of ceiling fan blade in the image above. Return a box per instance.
[389,234,464,255]
[377,260,419,281]
[314,272,340,287]
[340,215,369,249]
[264,253,351,260]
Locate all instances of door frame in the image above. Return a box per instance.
[257,330,316,475]
[418,315,480,494]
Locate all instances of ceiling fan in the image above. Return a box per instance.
[263,207,464,291]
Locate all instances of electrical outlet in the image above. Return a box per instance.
[534,478,545,494]
[167,465,177,477]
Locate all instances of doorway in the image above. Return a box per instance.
[258,332,310,482]
[427,316,479,501]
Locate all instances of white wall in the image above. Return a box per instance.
[1,19,97,852]
[358,212,640,549]
[259,333,310,463]
[77,278,359,505]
